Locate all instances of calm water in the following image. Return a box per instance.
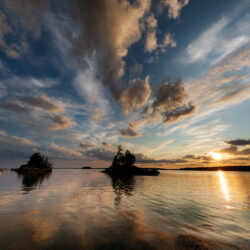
[0,169,249,249]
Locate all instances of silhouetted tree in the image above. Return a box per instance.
[125,150,136,165]
[112,146,136,167]
[21,152,52,169]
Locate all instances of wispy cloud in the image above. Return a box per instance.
[186,13,250,64]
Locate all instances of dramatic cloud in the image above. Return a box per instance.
[225,139,250,146]
[71,0,151,100]
[121,76,151,114]
[120,118,146,138]
[163,103,196,124]
[120,78,194,137]
[46,115,73,130]
[152,78,186,113]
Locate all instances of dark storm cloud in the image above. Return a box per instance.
[70,0,151,100]
[225,139,250,146]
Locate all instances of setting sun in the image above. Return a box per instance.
[209,152,222,161]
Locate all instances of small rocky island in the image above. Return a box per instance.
[104,145,159,176]
[11,152,53,173]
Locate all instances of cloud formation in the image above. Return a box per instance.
[48,142,82,159]
[46,115,73,130]
[186,44,250,110]
[121,76,151,114]
[186,14,250,63]
[129,63,143,77]
[0,99,32,113]
[120,78,194,137]
[0,130,39,147]
[217,145,250,156]
[165,0,189,19]
[152,78,186,112]
[19,95,64,113]
[71,0,151,100]
[163,103,196,124]
[0,94,64,113]
[225,139,250,146]
[92,109,104,122]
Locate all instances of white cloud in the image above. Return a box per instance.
[145,30,157,52]
[159,0,189,19]
[186,14,250,64]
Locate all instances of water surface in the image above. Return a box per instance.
[0,169,249,249]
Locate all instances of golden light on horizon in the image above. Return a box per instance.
[209,152,222,160]
[218,171,230,201]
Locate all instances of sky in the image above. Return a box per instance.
[0,0,249,168]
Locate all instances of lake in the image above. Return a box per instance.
[0,169,249,249]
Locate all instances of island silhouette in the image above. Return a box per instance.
[11,152,53,173]
[104,145,159,176]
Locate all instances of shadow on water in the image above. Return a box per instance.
[17,171,52,194]
[108,174,136,208]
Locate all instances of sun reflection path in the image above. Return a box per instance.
[218,171,230,201]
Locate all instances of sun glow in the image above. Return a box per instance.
[209,152,222,160]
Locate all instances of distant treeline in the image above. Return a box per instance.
[179,166,250,171]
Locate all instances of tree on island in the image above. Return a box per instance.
[112,145,136,167]
[20,152,53,169]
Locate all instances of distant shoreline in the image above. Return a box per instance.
[2,166,250,172]
[178,166,250,171]
[54,166,250,172]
